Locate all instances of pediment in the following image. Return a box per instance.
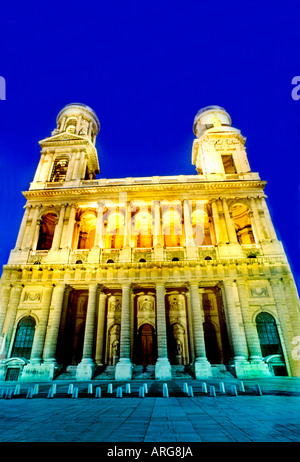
[39,132,88,146]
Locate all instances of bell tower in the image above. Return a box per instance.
[191,105,252,176]
[31,103,100,190]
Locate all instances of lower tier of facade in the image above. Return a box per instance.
[0,259,299,381]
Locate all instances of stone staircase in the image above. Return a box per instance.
[132,365,155,380]
[171,365,194,379]
[55,365,77,381]
[210,364,235,378]
[93,366,116,380]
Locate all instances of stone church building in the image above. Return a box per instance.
[0,103,299,382]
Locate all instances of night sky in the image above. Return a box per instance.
[0,1,299,290]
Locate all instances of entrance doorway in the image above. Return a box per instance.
[139,324,156,365]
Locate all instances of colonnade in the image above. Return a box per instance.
[14,196,278,253]
[2,270,298,380]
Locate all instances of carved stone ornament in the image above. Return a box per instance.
[250,287,269,298]
[23,292,42,302]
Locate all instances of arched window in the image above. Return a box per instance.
[36,212,57,250]
[50,155,69,182]
[256,312,283,357]
[231,203,255,244]
[11,316,36,360]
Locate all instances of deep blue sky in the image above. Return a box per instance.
[0,1,299,290]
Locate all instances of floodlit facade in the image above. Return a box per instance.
[0,103,299,382]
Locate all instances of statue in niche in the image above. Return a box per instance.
[172,323,185,365]
[109,324,120,365]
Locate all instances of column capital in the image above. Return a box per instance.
[97,200,106,209]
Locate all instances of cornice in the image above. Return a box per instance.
[23,179,267,200]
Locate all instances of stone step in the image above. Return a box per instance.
[132,365,155,380]
[55,365,77,380]
[94,366,116,380]
[210,364,235,378]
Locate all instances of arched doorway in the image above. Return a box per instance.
[139,324,155,365]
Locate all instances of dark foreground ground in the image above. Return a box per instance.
[0,377,299,446]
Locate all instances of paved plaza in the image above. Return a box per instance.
[0,378,299,443]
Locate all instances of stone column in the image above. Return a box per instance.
[15,205,31,250]
[211,199,222,244]
[222,199,238,243]
[94,201,105,248]
[155,283,171,380]
[43,284,66,363]
[183,200,194,246]
[82,284,98,361]
[115,283,133,380]
[51,204,66,250]
[153,200,162,247]
[25,205,41,250]
[222,281,248,362]
[123,202,132,248]
[72,150,81,180]
[249,197,265,242]
[95,292,107,365]
[65,204,77,248]
[39,151,52,182]
[4,285,23,358]
[189,284,211,378]
[30,286,53,363]
[76,284,98,380]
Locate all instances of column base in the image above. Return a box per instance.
[88,246,101,263]
[234,359,272,378]
[155,358,172,380]
[186,245,198,260]
[76,359,95,381]
[21,362,56,382]
[194,357,212,379]
[115,358,133,381]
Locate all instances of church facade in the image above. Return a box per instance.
[0,103,299,382]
